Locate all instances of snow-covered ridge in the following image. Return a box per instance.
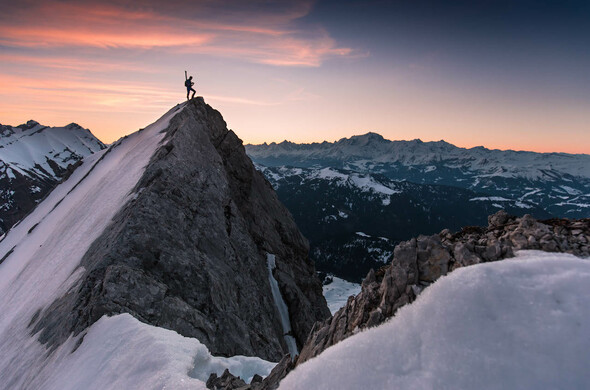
[247,132,590,180]
[0,104,183,388]
[0,120,105,181]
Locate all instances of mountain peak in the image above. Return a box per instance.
[18,98,328,365]
[14,120,41,131]
[337,132,388,146]
[65,122,83,130]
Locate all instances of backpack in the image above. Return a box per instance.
[184,79,191,88]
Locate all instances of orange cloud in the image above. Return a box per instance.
[0,0,353,66]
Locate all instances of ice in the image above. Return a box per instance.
[322,276,361,314]
[281,251,590,389]
[267,254,299,357]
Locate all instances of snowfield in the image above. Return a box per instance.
[281,251,590,390]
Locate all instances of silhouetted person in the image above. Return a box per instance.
[185,76,196,100]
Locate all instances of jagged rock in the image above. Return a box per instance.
[207,369,247,390]
[263,211,590,388]
[488,210,511,227]
[29,99,330,362]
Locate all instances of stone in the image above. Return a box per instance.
[206,369,246,390]
[488,210,511,227]
[453,242,481,267]
[251,374,263,384]
[509,232,528,249]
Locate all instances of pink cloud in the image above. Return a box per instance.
[0,0,353,66]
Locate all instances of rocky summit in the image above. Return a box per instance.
[28,98,330,362]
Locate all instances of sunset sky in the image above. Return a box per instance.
[1,0,588,153]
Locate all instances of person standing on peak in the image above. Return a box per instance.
[185,75,196,100]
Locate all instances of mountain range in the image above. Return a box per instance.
[246,133,590,218]
[246,134,589,281]
[0,120,105,235]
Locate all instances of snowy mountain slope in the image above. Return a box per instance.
[0,105,177,389]
[26,99,328,362]
[15,313,274,390]
[0,98,329,388]
[0,120,105,234]
[280,251,590,390]
[257,165,550,281]
[246,134,590,218]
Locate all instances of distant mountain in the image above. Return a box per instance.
[246,133,590,218]
[246,133,588,281]
[0,120,106,234]
[257,165,550,281]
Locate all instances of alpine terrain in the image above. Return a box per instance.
[0,98,329,389]
[246,134,590,281]
[0,121,106,235]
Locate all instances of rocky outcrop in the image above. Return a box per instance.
[297,211,589,362]
[30,98,330,362]
[254,211,589,388]
[207,369,248,390]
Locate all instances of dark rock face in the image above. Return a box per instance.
[256,211,590,388]
[30,99,330,361]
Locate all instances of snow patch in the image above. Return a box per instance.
[281,251,590,390]
[470,196,512,202]
[323,276,362,315]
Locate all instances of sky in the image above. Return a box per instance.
[0,0,588,153]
